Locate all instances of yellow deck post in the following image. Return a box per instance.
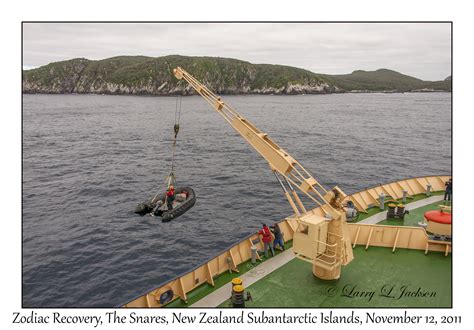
[206,262,215,286]
[365,228,374,250]
[353,226,361,248]
[178,277,188,303]
[392,229,400,252]
[228,250,239,273]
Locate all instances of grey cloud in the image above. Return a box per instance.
[23,22,451,81]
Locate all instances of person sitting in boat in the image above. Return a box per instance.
[166,185,175,210]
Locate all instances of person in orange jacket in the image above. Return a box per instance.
[166,185,175,211]
[258,224,275,258]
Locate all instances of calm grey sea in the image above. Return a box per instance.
[22,93,451,307]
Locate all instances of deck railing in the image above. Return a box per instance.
[122,175,451,308]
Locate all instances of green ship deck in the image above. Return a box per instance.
[183,192,451,308]
[218,246,451,308]
[123,176,452,308]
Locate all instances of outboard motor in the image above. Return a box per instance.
[134,202,152,216]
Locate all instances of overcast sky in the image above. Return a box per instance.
[23,22,451,81]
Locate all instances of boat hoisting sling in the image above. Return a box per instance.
[134,94,197,220]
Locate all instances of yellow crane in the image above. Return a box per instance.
[174,67,354,280]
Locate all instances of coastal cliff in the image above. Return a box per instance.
[22,55,451,95]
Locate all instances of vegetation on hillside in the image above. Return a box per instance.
[22,55,451,95]
[319,69,451,92]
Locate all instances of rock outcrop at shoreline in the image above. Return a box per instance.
[22,55,451,95]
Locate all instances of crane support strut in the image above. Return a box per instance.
[173,67,340,218]
[173,67,354,279]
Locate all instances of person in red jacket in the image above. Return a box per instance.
[166,185,175,211]
[258,224,275,258]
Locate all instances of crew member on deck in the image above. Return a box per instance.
[259,224,275,258]
[444,178,452,202]
[271,223,285,251]
[166,185,175,210]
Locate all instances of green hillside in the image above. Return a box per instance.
[22,55,451,95]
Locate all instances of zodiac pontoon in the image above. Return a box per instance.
[134,186,196,222]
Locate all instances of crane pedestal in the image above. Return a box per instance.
[313,259,342,280]
[293,212,353,281]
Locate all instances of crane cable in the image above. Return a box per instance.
[167,95,182,188]
[150,95,181,206]
[153,95,182,209]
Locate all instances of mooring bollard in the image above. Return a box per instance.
[379,193,385,210]
[426,185,432,197]
[231,284,245,308]
[402,190,408,204]
[396,204,406,219]
[250,246,257,265]
[387,203,396,219]
[231,277,242,288]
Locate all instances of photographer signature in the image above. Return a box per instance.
[326,284,437,302]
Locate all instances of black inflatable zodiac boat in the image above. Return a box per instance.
[134,187,196,222]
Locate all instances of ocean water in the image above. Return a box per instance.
[22,93,451,307]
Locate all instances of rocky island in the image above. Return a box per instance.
[22,55,451,95]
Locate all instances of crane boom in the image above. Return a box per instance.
[173,67,342,218]
[173,67,354,280]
